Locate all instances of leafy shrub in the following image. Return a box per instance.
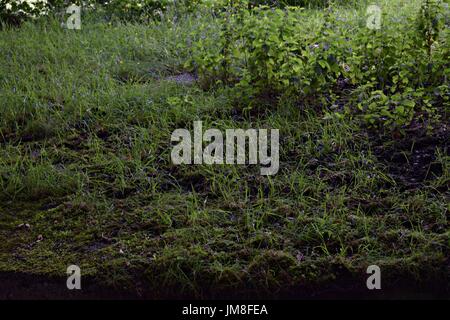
[417,0,446,57]
[239,0,354,9]
[189,4,352,101]
[101,0,204,21]
[347,0,449,128]
[189,0,449,129]
[1,0,204,25]
[103,0,169,21]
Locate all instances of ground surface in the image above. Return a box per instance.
[0,2,449,299]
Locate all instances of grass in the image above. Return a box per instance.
[0,1,448,298]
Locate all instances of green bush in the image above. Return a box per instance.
[189,0,449,129]
[240,0,355,8]
[347,0,449,128]
[101,0,205,22]
[1,0,204,25]
[189,4,351,99]
[103,0,169,21]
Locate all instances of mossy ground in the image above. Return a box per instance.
[0,3,449,299]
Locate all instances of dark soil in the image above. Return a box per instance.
[1,272,448,300]
[370,123,449,189]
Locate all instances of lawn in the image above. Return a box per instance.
[0,0,448,299]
